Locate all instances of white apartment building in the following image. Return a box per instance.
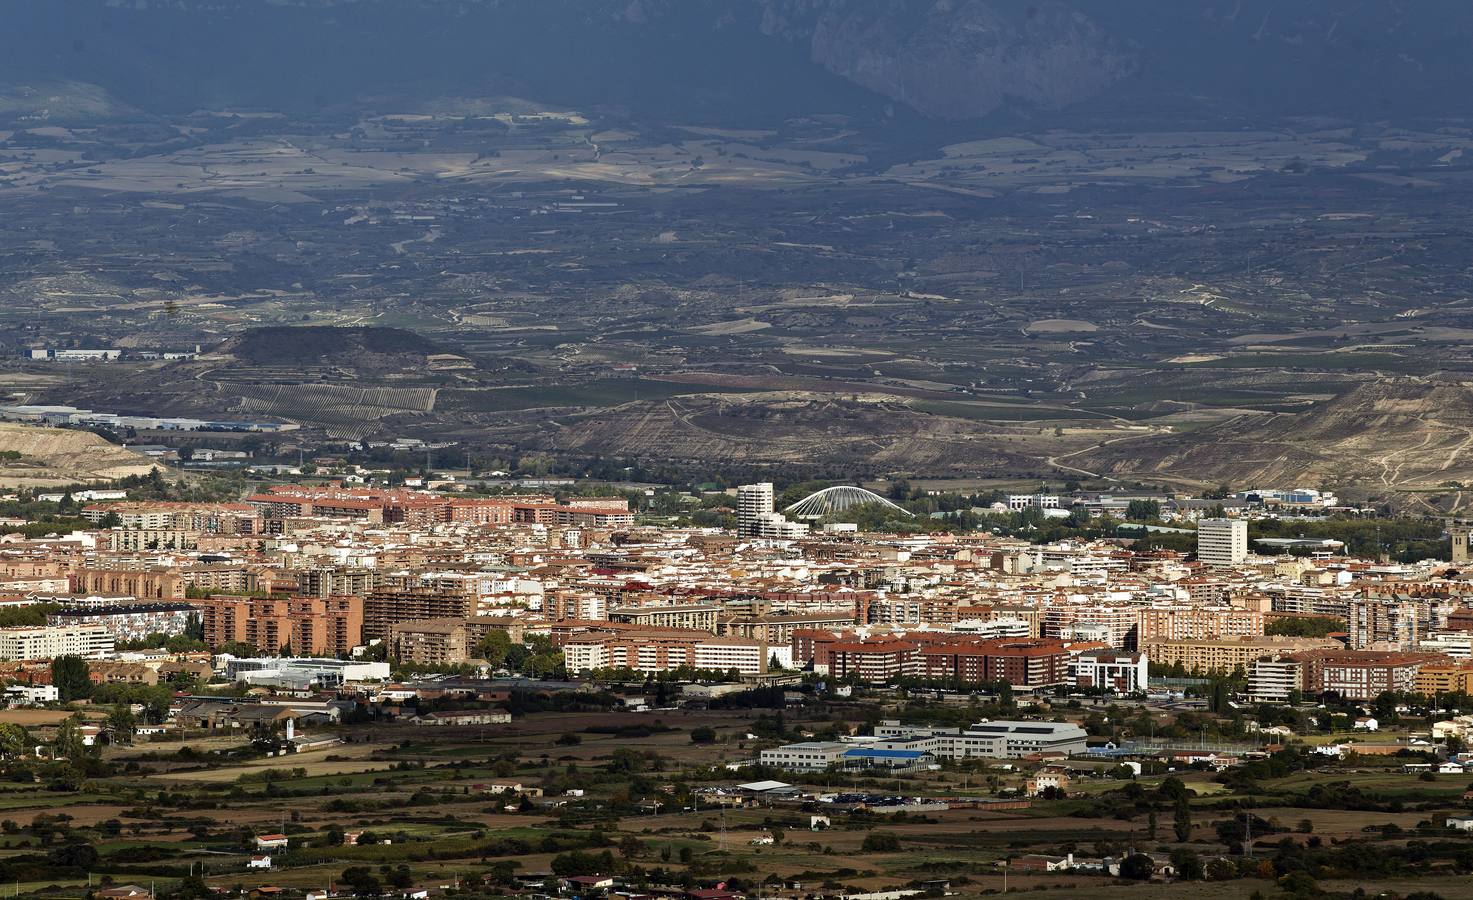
[1421,633,1473,660]
[736,482,810,540]
[562,641,609,673]
[737,483,775,537]
[1197,518,1248,566]
[1038,547,1125,579]
[753,514,810,540]
[953,618,1032,639]
[692,639,767,674]
[562,635,767,675]
[1057,622,1114,643]
[81,507,177,529]
[609,604,721,632]
[0,624,113,661]
[1070,650,1148,693]
[1247,657,1302,703]
[1041,605,1140,648]
[1350,599,1420,650]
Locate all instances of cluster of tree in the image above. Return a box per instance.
[1124,499,1163,521]
[1265,616,1345,638]
[1252,515,1450,562]
[0,602,61,628]
[1074,775,1198,834]
[115,631,207,653]
[472,632,564,679]
[707,685,789,710]
[339,864,416,896]
[503,688,619,716]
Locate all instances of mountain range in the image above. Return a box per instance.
[5,0,1473,124]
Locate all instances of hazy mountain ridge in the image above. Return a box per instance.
[5,0,1473,122]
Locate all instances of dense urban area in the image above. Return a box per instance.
[0,463,1460,899]
[8,2,1473,899]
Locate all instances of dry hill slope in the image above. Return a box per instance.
[1077,378,1473,496]
[0,424,158,488]
[492,394,1127,478]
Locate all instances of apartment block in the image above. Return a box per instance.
[1141,635,1340,675]
[362,587,475,641]
[1197,518,1248,566]
[194,595,363,655]
[0,624,113,661]
[1070,649,1148,693]
[48,602,198,642]
[388,616,528,666]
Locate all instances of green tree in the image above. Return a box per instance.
[1173,799,1192,843]
[475,629,513,668]
[50,656,92,701]
[1157,776,1189,804]
[1119,854,1154,880]
[1125,499,1161,521]
[1265,616,1343,638]
[0,723,29,758]
[53,715,89,760]
[106,705,137,743]
[48,842,99,868]
[339,867,381,896]
[1169,848,1202,880]
[861,832,901,852]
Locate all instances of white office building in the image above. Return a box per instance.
[1197,518,1249,566]
[872,719,1089,759]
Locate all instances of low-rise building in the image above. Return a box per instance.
[872,719,1088,759]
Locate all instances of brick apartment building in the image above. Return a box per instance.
[388,616,528,665]
[1295,649,1444,701]
[916,638,1070,688]
[819,634,1069,688]
[194,595,363,656]
[363,587,476,641]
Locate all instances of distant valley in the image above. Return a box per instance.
[2,1,1473,509]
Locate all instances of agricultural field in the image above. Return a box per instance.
[7,84,1473,505]
[1,696,1471,899]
